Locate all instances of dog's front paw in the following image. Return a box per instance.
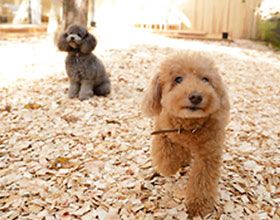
[68,82,80,99]
[68,91,78,99]
[78,91,93,101]
[186,196,215,217]
[153,160,180,177]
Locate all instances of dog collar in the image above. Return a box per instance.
[151,127,199,135]
[151,116,210,136]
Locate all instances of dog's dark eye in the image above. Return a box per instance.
[202,77,209,83]
[77,33,82,37]
[174,76,183,84]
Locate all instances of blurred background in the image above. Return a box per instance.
[0,0,279,46]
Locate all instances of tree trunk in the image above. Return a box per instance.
[13,0,29,24]
[89,0,96,27]
[30,0,42,25]
[62,0,89,31]
[13,0,41,24]
[48,0,62,32]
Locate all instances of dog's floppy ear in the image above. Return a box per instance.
[142,74,162,117]
[219,84,230,120]
[221,89,230,111]
[80,32,97,54]
[57,32,71,51]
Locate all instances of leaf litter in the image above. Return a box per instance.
[0,33,279,219]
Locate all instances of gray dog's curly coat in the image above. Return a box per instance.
[58,24,111,100]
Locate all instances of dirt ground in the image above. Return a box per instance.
[0,30,279,220]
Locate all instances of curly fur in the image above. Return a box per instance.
[57,24,111,100]
[142,52,230,217]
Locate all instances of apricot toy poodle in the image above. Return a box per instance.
[142,52,230,217]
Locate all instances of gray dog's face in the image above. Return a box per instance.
[65,25,88,48]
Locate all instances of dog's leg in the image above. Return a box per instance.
[68,81,80,98]
[186,143,222,217]
[151,135,187,176]
[182,147,192,166]
[79,80,94,100]
[94,81,111,96]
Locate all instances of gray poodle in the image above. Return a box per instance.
[57,24,111,100]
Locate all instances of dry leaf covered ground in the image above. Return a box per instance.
[0,30,279,220]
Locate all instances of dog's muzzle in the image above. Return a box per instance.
[66,34,82,43]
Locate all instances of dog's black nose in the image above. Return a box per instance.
[70,36,74,41]
[189,92,203,105]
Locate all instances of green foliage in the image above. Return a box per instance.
[259,15,280,49]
